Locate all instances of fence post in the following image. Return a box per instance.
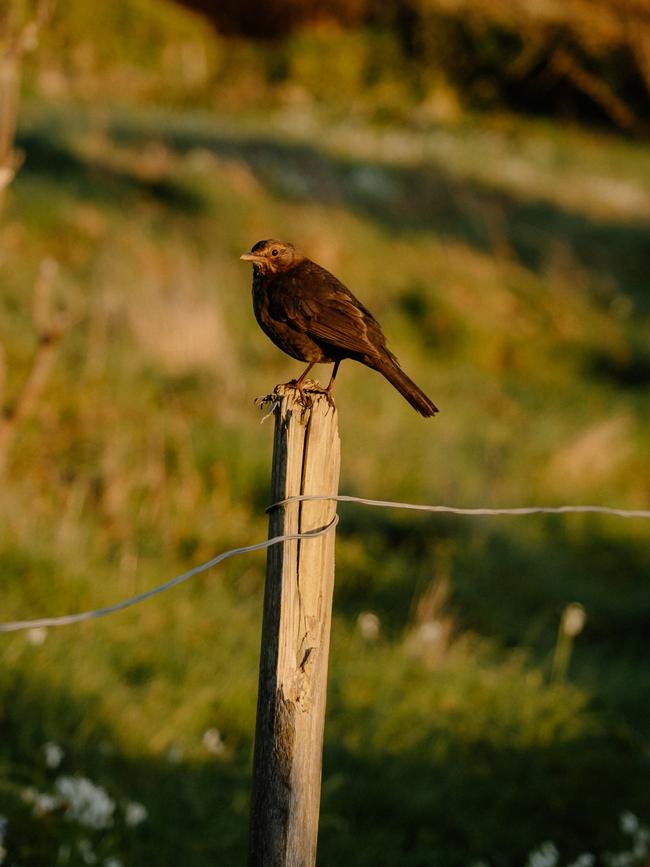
[248,385,341,867]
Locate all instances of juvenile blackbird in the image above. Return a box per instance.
[240,239,438,417]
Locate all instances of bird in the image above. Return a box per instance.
[240,239,438,417]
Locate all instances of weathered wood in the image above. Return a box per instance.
[248,385,341,867]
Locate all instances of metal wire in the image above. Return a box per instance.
[268,494,650,519]
[0,516,339,633]
[1,490,647,634]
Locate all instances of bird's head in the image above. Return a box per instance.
[240,239,304,275]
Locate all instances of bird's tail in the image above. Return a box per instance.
[375,358,438,417]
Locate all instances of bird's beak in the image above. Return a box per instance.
[240,253,264,264]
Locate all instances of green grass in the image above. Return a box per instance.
[0,100,649,866]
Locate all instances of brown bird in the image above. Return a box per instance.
[240,239,438,417]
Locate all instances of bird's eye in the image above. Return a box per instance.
[271,248,279,256]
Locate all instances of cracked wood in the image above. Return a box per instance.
[248,386,341,867]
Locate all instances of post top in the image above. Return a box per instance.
[256,382,338,424]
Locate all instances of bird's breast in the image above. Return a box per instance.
[252,274,331,364]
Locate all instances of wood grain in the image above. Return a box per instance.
[248,386,340,867]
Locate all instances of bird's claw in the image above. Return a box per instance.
[302,382,336,412]
[294,379,337,412]
[324,390,336,412]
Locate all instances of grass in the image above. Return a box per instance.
[0,99,649,866]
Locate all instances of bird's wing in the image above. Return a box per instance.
[273,263,386,358]
[299,291,378,356]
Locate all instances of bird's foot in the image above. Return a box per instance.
[301,382,326,394]
[255,380,335,419]
[296,379,337,411]
[302,383,336,411]
[288,376,329,398]
[254,381,313,421]
[300,380,336,413]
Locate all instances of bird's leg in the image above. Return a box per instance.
[284,362,315,402]
[321,360,340,408]
[294,362,315,388]
[326,361,340,393]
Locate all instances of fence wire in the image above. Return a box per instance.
[1,495,648,633]
[270,494,650,519]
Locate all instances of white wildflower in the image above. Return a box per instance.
[562,603,587,637]
[27,626,48,645]
[621,812,639,835]
[25,784,64,816]
[633,827,650,860]
[33,792,62,816]
[55,776,115,830]
[104,859,124,867]
[525,842,559,867]
[77,838,97,865]
[357,611,380,642]
[44,742,65,769]
[568,855,595,867]
[124,801,148,827]
[202,727,225,756]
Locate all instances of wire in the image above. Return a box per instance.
[0,516,339,633]
[1,491,647,634]
[268,494,650,519]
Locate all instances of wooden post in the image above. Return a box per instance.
[248,386,341,867]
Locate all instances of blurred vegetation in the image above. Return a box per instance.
[179,0,650,132]
[0,0,649,865]
[15,0,650,132]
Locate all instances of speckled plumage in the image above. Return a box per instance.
[241,239,438,417]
